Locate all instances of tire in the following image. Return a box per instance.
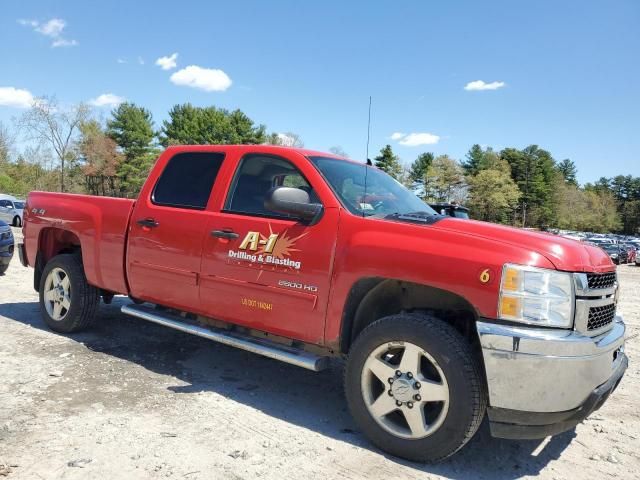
[0,264,7,275]
[39,253,100,333]
[13,216,21,227]
[345,312,487,463]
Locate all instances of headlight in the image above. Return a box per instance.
[498,264,574,328]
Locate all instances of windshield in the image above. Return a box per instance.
[14,202,24,209]
[309,156,436,218]
[453,209,469,219]
[602,245,619,253]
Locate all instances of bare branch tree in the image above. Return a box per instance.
[19,96,90,192]
[265,131,304,148]
[0,121,15,163]
[329,146,349,158]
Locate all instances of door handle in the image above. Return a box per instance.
[211,229,239,239]
[137,218,159,228]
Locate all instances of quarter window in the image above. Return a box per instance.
[152,152,225,209]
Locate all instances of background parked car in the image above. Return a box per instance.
[0,195,25,227]
[622,243,637,264]
[601,244,628,264]
[428,202,470,219]
[0,220,14,275]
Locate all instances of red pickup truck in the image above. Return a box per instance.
[19,145,626,462]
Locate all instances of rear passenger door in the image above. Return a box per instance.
[126,150,226,312]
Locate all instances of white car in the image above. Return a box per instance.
[0,196,25,227]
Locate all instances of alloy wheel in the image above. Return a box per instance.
[360,342,450,439]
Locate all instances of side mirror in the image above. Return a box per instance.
[264,187,323,222]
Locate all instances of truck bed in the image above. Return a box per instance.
[23,192,136,294]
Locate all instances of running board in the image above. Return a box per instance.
[121,304,330,371]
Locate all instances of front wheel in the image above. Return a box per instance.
[13,216,21,227]
[39,253,100,333]
[345,313,487,462]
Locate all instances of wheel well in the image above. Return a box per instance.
[33,228,81,291]
[340,278,479,354]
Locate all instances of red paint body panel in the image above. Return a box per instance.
[23,192,134,293]
[196,148,340,343]
[23,145,616,348]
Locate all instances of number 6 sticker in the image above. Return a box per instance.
[479,269,491,284]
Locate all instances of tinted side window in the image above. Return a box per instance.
[0,200,10,208]
[152,152,224,209]
[226,154,318,217]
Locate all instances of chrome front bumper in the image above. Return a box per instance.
[477,316,626,437]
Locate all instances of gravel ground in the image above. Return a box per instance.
[0,225,638,479]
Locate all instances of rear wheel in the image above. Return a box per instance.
[345,312,486,462]
[0,264,7,275]
[13,216,21,227]
[39,254,100,333]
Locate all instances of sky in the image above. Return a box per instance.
[1,0,638,185]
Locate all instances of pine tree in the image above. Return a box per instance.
[159,103,266,146]
[557,159,578,185]
[374,144,403,180]
[462,144,484,175]
[107,103,156,197]
[501,145,558,228]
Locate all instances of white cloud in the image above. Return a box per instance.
[156,52,178,70]
[18,19,38,27]
[36,18,65,37]
[117,58,127,64]
[18,17,78,48]
[0,86,35,108]
[170,65,232,92]
[52,38,78,48]
[392,132,440,147]
[464,80,506,91]
[89,93,126,107]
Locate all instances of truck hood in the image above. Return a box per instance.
[433,218,614,273]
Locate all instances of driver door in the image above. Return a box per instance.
[199,151,339,344]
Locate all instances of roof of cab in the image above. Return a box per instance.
[162,144,361,164]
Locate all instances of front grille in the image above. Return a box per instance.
[588,304,616,331]
[587,272,616,290]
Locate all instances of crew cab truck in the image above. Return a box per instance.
[19,145,627,462]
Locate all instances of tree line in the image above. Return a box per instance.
[0,97,637,234]
[374,143,635,234]
[0,98,306,199]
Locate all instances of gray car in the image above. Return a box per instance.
[0,221,14,275]
[0,198,25,227]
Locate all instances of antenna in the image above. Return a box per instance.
[365,96,372,162]
[363,96,372,217]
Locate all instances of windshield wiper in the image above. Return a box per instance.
[387,211,437,220]
[380,211,443,225]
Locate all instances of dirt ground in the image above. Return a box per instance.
[1,226,638,480]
